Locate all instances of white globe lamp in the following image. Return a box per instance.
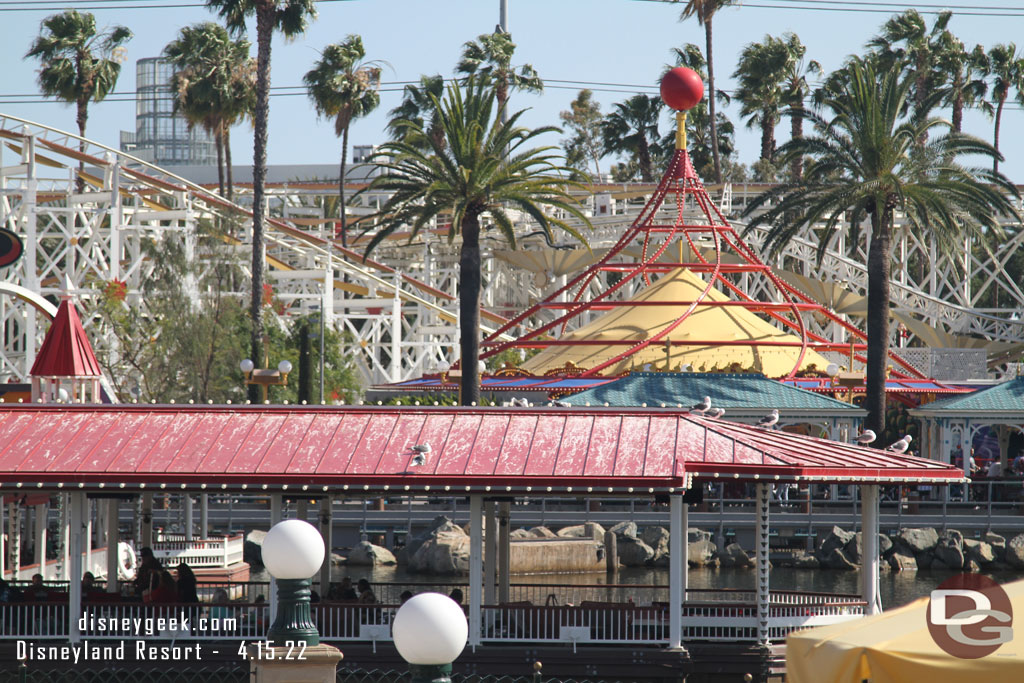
[261,519,325,646]
[392,592,468,682]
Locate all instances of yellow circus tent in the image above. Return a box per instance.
[520,268,831,378]
[786,578,1024,683]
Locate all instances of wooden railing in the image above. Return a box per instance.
[153,534,245,568]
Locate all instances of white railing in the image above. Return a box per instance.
[0,601,68,639]
[153,534,245,568]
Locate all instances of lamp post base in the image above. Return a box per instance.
[249,643,342,683]
[266,577,320,647]
[409,663,453,683]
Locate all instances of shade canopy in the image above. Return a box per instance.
[521,269,832,378]
[786,578,1024,683]
[29,296,102,378]
[909,377,1024,416]
[0,405,962,491]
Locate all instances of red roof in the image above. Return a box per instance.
[0,406,960,491]
[29,298,102,377]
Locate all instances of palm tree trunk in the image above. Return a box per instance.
[790,106,804,181]
[993,97,1005,174]
[215,129,225,198]
[249,4,274,402]
[705,18,722,185]
[76,98,88,194]
[865,212,892,437]
[339,126,349,248]
[638,137,653,183]
[951,74,964,133]
[760,114,774,161]
[225,126,234,203]
[459,213,482,406]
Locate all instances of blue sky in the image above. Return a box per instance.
[3,0,1024,181]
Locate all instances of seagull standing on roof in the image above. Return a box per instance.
[855,429,876,446]
[690,396,711,415]
[707,407,725,419]
[757,409,780,429]
[887,435,912,453]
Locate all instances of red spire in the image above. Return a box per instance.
[29,296,102,377]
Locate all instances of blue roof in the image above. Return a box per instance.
[569,372,862,411]
[915,378,1024,412]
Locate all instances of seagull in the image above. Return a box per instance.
[707,407,725,419]
[855,430,876,446]
[510,397,530,408]
[887,435,913,453]
[410,453,427,467]
[757,409,780,429]
[412,444,432,453]
[690,396,712,415]
[552,400,571,407]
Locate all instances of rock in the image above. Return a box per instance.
[896,528,939,554]
[889,552,917,571]
[823,547,858,570]
[843,533,893,564]
[965,559,981,572]
[984,532,1006,559]
[557,523,606,542]
[819,526,856,555]
[609,521,638,538]
[529,526,557,539]
[346,541,397,566]
[617,536,655,566]
[963,539,995,565]
[402,515,460,563]
[408,527,470,574]
[931,558,951,571]
[940,529,964,546]
[792,552,821,569]
[688,539,717,567]
[717,543,752,568]
[330,552,346,566]
[916,552,934,570]
[688,528,713,543]
[933,539,964,570]
[1005,534,1024,569]
[244,530,267,566]
[510,528,533,539]
[642,526,671,561]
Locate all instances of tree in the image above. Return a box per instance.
[936,37,989,133]
[304,35,381,248]
[742,57,1019,436]
[164,22,254,201]
[456,30,542,114]
[361,78,590,405]
[25,11,132,191]
[560,89,603,179]
[601,95,663,182]
[982,43,1024,174]
[676,0,737,184]
[776,33,821,182]
[206,0,317,403]
[387,74,447,152]
[733,35,790,163]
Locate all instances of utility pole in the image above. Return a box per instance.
[499,0,507,32]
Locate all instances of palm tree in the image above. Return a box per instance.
[936,38,989,133]
[983,43,1024,174]
[777,33,821,182]
[360,78,590,405]
[456,30,542,114]
[164,22,254,201]
[601,95,663,182]
[676,0,737,184]
[742,57,1019,436]
[205,0,317,401]
[304,35,381,248]
[387,74,447,152]
[733,35,790,163]
[25,10,132,191]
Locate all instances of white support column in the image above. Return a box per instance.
[498,501,511,604]
[200,493,209,539]
[390,272,402,382]
[484,500,496,606]
[861,484,882,615]
[184,494,194,541]
[0,500,5,578]
[69,492,85,643]
[60,494,69,581]
[269,494,283,624]
[469,495,483,648]
[34,503,47,580]
[106,499,119,592]
[318,496,333,596]
[755,483,771,646]
[682,501,689,603]
[668,495,685,651]
[85,499,93,573]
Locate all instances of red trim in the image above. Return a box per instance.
[28,298,102,377]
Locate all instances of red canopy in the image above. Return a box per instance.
[0,406,960,492]
[29,297,102,378]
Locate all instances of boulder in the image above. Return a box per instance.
[940,529,964,546]
[933,539,964,570]
[792,552,820,569]
[931,557,951,571]
[965,559,981,572]
[609,521,638,539]
[687,539,717,567]
[557,523,606,542]
[688,528,713,543]
[964,538,996,565]
[346,541,397,566]
[529,526,557,539]
[408,527,471,574]
[717,543,752,568]
[617,536,655,566]
[1005,534,1024,569]
[510,528,534,539]
[916,552,934,570]
[843,533,893,564]
[330,552,346,566]
[823,547,858,570]
[403,515,460,563]
[819,526,855,555]
[244,529,267,567]
[642,526,671,561]
[895,527,939,554]
[888,552,918,571]
[984,532,1006,560]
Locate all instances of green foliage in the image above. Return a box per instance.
[601,94,663,182]
[303,35,381,138]
[456,30,542,111]
[383,393,458,406]
[560,89,604,179]
[387,74,447,152]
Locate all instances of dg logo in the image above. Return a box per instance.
[927,574,1013,659]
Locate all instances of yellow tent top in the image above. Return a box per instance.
[521,268,830,378]
[787,578,1024,683]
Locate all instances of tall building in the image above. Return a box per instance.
[119,57,216,167]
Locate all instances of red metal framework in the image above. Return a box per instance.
[480,142,925,381]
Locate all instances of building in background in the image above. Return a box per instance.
[119,57,216,167]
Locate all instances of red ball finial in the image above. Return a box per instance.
[660,67,704,111]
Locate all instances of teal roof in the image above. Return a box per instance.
[570,372,862,412]
[915,378,1024,412]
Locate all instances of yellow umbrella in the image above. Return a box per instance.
[787,578,1024,683]
[521,268,830,377]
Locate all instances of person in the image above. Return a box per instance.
[82,572,95,592]
[1013,454,1024,475]
[357,579,376,604]
[210,588,231,620]
[0,577,21,603]
[146,569,177,604]
[175,562,199,603]
[28,574,49,601]
[449,588,463,605]
[336,577,358,601]
[135,547,161,598]
[399,590,413,605]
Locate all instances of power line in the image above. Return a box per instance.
[0,0,353,11]
[634,0,1024,16]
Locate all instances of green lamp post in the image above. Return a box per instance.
[261,519,325,647]
[392,592,468,683]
